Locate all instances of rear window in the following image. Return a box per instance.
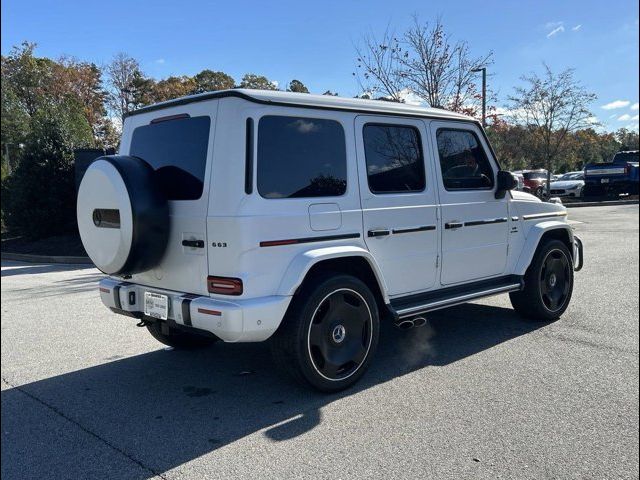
[524,172,547,180]
[613,152,639,163]
[257,116,347,199]
[130,116,211,200]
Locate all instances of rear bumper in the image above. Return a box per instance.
[99,278,292,342]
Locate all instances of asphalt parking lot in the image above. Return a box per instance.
[1,204,638,480]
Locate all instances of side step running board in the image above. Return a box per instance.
[390,275,524,320]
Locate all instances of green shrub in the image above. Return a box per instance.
[1,102,92,239]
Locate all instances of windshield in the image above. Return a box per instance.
[558,173,584,181]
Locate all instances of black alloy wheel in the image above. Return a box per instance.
[539,248,571,312]
[307,288,373,381]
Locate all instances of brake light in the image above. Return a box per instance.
[207,276,243,295]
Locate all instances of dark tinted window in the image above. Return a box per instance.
[363,124,425,193]
[613,152,639,163]
[130,116,210,200]
[257,116,347,198]
[436,129,494,190]
[523,171,547,180]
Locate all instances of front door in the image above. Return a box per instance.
[429,121,509,285]
[354,115,439,297]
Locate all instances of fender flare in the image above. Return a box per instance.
[514,221,575,275]
[276,245,390,303]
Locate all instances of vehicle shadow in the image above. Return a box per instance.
[1,303,547,479]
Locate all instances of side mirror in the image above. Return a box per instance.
[495,170,518,199]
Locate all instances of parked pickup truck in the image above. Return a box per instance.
[583,151,640,197]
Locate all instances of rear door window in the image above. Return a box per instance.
[130,115,211,200]
[257,116,347,198]
[362,124,425,193]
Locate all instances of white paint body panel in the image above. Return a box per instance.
[95,92,575,342]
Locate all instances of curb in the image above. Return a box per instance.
[564,199,639,208]
[1,252,93,265]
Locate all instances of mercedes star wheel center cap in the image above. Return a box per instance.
[332,324,346,344]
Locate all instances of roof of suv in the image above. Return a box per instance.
[126,89,475,122]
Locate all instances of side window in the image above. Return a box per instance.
[362,124,426,194]
[257,116,347,199]
[436,128,495,191]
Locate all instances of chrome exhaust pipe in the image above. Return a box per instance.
[412,316,427,328]
[395,319,415,330]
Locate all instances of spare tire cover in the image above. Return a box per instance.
[77,156,170,275]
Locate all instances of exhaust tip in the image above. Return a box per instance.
[395,319,415,330]
[412,316,427,328]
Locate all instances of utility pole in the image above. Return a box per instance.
[471,67,487,127]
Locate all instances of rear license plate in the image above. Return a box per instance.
[601,178,609,183]
[144,292,168,320]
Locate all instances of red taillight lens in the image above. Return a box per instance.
[207,276,243,295]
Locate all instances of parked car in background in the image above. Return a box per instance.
[583,151,640,197]
[513,169,549,198]
[550,171,585,198]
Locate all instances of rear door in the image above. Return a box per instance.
[121,101,217,295]
[429,121,509,286]
[354,115,439,297]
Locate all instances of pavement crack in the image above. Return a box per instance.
[1,376,169,480]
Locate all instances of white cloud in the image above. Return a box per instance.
[602,100,631,110]
[155,58,165,64]
[547,26,565,38]
[618,114,633,121]
[572,24,582,31]
[545,21,564,29]
[397,89,424,106]
[586,116,599,124]
[631,103,639,111]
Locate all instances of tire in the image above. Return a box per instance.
[146,321,218,349]
[510,239,574,321]
[77,155,170,275]
[270,274,380,392]
[534,186,545,199]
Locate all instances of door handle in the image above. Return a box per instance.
[445,222,464,230]
[182,239,205,248]
[367,229,391,237]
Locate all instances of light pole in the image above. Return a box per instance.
[471,67,487,127]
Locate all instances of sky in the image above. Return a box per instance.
[2,0,639,132]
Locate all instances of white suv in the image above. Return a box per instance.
[77,90,583,391]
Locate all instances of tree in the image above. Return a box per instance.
[508,64,597,192]
[354,26,405,101]
[54,57,107,143]
[615,128,640,151]
[105,53,149,118]
[323,90,339,96]
[2,100,92,238]
[152,75,196,102]
[354,18,493,113]
[287,79,309,93]
[193,69,235,93]
[239,74,278,90]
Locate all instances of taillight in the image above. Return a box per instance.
[207,276,243,295]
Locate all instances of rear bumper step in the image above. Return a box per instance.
[390,275,524,319]
[98,278,292,342]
